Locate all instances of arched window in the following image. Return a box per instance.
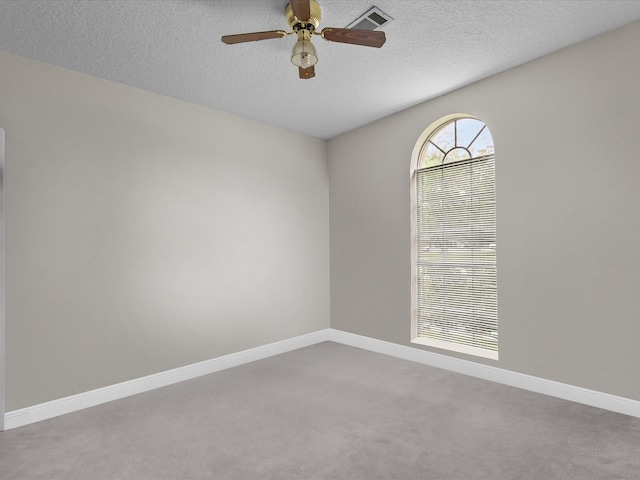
[410,114,497,359]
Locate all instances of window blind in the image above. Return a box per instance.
[416,155,497,356]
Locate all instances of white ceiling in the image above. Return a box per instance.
[1,0,640,139]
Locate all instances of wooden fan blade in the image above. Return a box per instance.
[321,28,386,48]
[299,65,315,79]
[221,30,287,44]
[290,0,311,22]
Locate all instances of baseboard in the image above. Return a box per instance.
[327,328,640,418]
[4,329,330,430]
[6,327,639,430]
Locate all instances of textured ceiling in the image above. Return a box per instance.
[1,0,640,139]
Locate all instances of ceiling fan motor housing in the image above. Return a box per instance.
[286,0,321,31]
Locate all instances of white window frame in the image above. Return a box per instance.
[410,114,498,360]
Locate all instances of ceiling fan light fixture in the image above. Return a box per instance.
[221,0,387,78]
[291,30,318,69]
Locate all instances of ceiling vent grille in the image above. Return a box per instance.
[345,6,393,31]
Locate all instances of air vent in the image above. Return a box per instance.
[345,6,393,31]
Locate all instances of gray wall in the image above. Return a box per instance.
[0,51,329,411]
[329,21,640,401]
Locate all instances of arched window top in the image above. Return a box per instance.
[418,116,494,169]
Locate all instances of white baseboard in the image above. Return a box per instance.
[4,329,330,430]
[327,328,640,418]
[5,327,639,429]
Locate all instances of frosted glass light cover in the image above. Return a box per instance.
[291,39,318,68]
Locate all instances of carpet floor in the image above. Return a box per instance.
[1,342,639,479]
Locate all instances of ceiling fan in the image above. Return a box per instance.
[221,0,387,79]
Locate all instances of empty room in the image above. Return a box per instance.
[1,1,639,478]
